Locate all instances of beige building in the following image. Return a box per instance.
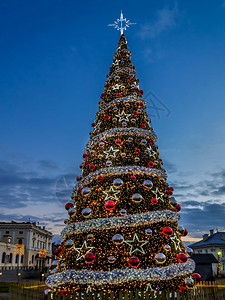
[0,221,52,271]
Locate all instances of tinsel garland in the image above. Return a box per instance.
[73,166,167,194]
[46,259,195,287]
[85,127,157,153]
[106,67,137,83]
[96,95,146,117]
[61,210,180,238]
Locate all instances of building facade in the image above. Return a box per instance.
[190,229,225,276]
[0,221,53,271]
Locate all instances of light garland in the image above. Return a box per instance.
[46,259,195,287]
[73,166,167,194]
[85,127,157,153]
[61,210,180,237]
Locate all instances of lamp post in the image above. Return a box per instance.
[217,251,222,276]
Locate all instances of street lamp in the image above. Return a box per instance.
[217,251,222,276]
[17,273,21,283]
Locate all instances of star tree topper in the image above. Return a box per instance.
[108,11,136,35]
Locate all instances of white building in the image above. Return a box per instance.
[190,229,225,276]
[0,221,52,271]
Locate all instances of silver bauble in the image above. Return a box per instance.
[65,240,73,246]
[99,142,105,147]
[185,277,194,288]
[121,153,126,158]
[141,139,147,145]
[134,157,140,162]
[106,160,112,167]
[186,247,193,257]
[145,229,152,235]
[112,234,124,244]
[68,207,76,216]
[120,209,127,216]
[132,193,143,203]
[82,208,92,218]
[113,178,123,188]
[155,253,166,264]
[81,187,91,197]
[108,256,116,263]
[164,245,171,251]
[144,180,153,189]
[122,122,127,127]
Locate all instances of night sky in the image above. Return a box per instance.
[1,0,225,243]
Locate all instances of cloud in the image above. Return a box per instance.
[138,4,178,39]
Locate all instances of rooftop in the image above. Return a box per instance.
[190,230,225,248]
[191,254,218,264]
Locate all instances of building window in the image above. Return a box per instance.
[15,254,19,264]
[9,253,12,263]
[2,252,6,263]
[18,239,22,244]
[21,255,24,264]
[19,231,23,234]
[32,255,34,264]
[5,231,9,234]
[205,249,208,253]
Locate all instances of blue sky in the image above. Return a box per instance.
[1,0,225,243]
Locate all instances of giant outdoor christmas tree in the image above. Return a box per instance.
[46,14,196,296]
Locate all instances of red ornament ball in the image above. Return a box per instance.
[136,101,143,107]
[104,115,109,120]
[162,227,173,237]
[177,253,188,263]
[91,123,95,127]
[89,164,95,171]
[133,66,135,69]
[179,286,187,292]
[128,256,140,268]
[85,161,89,166]
[131,175,136,180]
[115,139,122,146]
[76,176,81,181]
[175,204,181,212]
[182,228,188,236]
[105,83,110,87]
[97,176,103,182]
[137,79,140,83]
[167,190,173,195]
[83,154,88,159]
[192,273,201,283]
[54,246,64,256]
[141,124,146,129]
[85,253,96,264]
[127,76,131,81]
[105,201,115,211]
[149,139,154,144]
[100,93,105,99]
[169,187,174,191]
[133,111,138,115]
[151,198,158,204]
[116,93,122,98]
[135,148,140,153]
[148,161,154,168]
[65,203,73,211]
[139,90,144,96]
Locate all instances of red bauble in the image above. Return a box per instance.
[100,93,105,99]
[105,200,115,211]
[175,204,181,212]
[65,203,73,210]
[151,198,158,204]
[128,256,140,268]
[77,188,82,194]
[141,124,146,129]
[127,76,131,81]
[54,246,64,256]
[105,83,110,87]
[133,111,138,115]
[192,273,201,283]
[135,148,140,153]
[97,176,103,182]
[137,79,140,83]
[89,164,95,171]
[182,229,188,236]
[76,176,81,181]
[149,139,154,144]
[177,253,188,263]
[133,66,135,69]
[136,101,143,107]
[148,161,154,168]
[131,175,136,180]
[91,123,95,127]
[116,93,121,98]
[167,190,173,195]
[169,187,174,191]
[85,253,96,264]
[120,50,124,54]
[104,115,109,120]
[85,161,89,166]
[179,286,186,292]
[83,154,88,159]
[162,227,173,236]
[115,139,122,146]
[139,90,144,96]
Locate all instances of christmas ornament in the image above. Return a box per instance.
[164,245,171,251]
[185,277,194,288]
[127,137,133,142]
[120,208,127,216]
[121,152,126,158]
[82,208,92,218]
[175,204,181,212]
[178,226,185,235]
[65,203,73,210]
[155,253,166,264]
[131,175,136,180]
[68,207,76,216]
[170,197,177,207]
[170,233,182,251]
[162,227,173,237]
[65,240,73,246]
[104,146,119,158]
[122,121,127,127]
[179,286,186,292]
[151,198,158,204]
[135,148,140,153]
[112,234,124,244]
[85,253,96,264]
[115,139,122,145]
[128,256,140,268]
[146,146,157,159]
[167,190,173,196]
[99,141,105,147]
[134,157,140,162]
[145,229,152,235]
[106,160,112,167]
[177,253,188,263]
[144,180,153,188]
[141,124,146,129]
[141,139,147,145]
[108,256,116,263]
[132,193,143,203]
[97,176,103,182]
[89,164,95,171]
[103,186,120,201]
[74,241,94,261]
[115,110,131,122]
[81,187,91,197]
[87,234,94,241]
[124,233,148,254]
[113,178,123,188]
[152,187,164,202]
[105,200,115,211]
[192,273,201,283]
[186,247,193,257]
[182,229,188,236]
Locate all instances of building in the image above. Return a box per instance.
[191,254,218,280]
[0,221,53,271]
[190,229,225,276]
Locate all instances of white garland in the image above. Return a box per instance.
[46,259,195,287]
[61,210,180,238]
[85,127,157,152]
[96,95,146,117]
[73,166,166,194]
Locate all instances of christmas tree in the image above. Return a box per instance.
[46,26,196,296]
